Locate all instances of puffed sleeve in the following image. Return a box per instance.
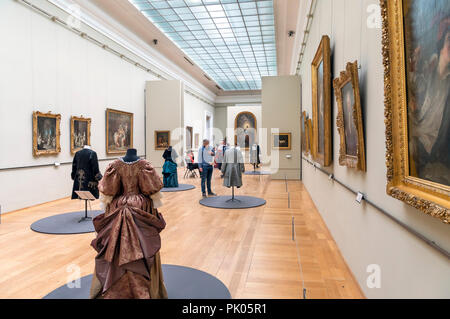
[138,160,163,196]
[98,162,121,206]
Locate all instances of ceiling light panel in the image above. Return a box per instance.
[128,0,277,90]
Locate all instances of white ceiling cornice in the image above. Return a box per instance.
[47,0,217,103]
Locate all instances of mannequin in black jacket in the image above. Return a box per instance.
[71,146,102,199]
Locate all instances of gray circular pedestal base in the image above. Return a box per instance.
[199,195,266,209]
[244,171,272,175]
[43,264,231,299]
[30,210,103,235]
[161,184,196,192]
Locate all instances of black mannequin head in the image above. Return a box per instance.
[123,148,139,163]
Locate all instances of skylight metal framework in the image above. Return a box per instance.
[128,0,277,90]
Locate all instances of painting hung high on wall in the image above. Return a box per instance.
[33,111,61,157]
[70,116,91,155]
[272,133,291,150]
[334,61,366,171]
[155,131,170,150]
[381,0,449,223]
[301,111,310,155]
[106,108,133,155]
[312,35,332,166]
[235,111,257,149]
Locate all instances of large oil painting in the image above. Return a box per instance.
[106,108,133,155]
[334,61,366,171]
[33,111,61,156]
[381,0,449,223]
[312,35,332,166]
[235,111,257,149]
[70,116,91,155]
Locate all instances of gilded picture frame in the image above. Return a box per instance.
[381,0,449,223]
[311,35,332,166]
[155,130,170,150]
[70,116,91,155]
[333,61,366,171]
[32,111,61,157]
[307,118,313,156]
[302,111,310,155]
[272,133,291,150]
[106,108,133,155]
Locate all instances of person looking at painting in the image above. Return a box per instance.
[216,138,228,178]
[198,139,217,198]
[408,16,450,186]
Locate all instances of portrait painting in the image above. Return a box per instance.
[155,131,170,150]
[334,61,366,171]
[106,108,133,155]
[32,111,61,156]
[235,111,257,149]
[381,0,449,222]
[272,133,291,150]
[70,116,91,155]
[312,35,332,166]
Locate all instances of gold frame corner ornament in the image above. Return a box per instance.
[70,116,91,155]
[311,35,332,166]
[381,0,449,224]
[32,111,61,157]
[333,61,366,172]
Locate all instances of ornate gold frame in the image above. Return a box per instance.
[70,116,91,155]
[334,61,366,171]
[272,133,291,150]
[155,130,171,150]
[311,35,332,166]
[32,111,61,157]
[106,108,133,155]
[307,118,313,156]
[234,111,257,149]
[302,111,310,155]
[381,0,449,223]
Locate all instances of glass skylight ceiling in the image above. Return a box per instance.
[128,0,277,91]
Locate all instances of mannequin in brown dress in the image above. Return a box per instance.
[89,150,168,299]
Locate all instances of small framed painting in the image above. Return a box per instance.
[272,133,292,150]
[106,108,133,155]
[32,111,61,157]
[155,130,170,150]
[70,116,91,155]
[333,61,366,171]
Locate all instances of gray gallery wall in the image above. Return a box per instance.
[299,0,450,298]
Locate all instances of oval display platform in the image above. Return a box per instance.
[244,171,272,175]
[199,196,266,209]
[43,264,231,299]
[30,210,103,235]
[161,184,196,192]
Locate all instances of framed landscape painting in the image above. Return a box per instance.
[32,111,61,157]
[381,0,449,223]
[106,108,133,155]
[70,116,91,155]
[334,61,366,171]
[311,35,332,166]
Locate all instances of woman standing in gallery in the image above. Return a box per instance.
[89,149,168,299]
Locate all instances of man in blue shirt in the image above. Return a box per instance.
[198,139,217,198]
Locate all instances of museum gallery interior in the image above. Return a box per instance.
[0,0,448,301]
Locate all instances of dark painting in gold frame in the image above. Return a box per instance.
[381,0,449,223]
[106,108,133,155]
[32,111,61,157]
[334,61,366,172]
[234,111,257,149]
[311,35,332,166]
[70,116,91,155]
[272,133,291,150]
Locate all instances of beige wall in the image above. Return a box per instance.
[262,75,301,179]
[145,80,184,171]
[299,0,450,298]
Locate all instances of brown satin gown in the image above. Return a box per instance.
[89,158,168,299]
